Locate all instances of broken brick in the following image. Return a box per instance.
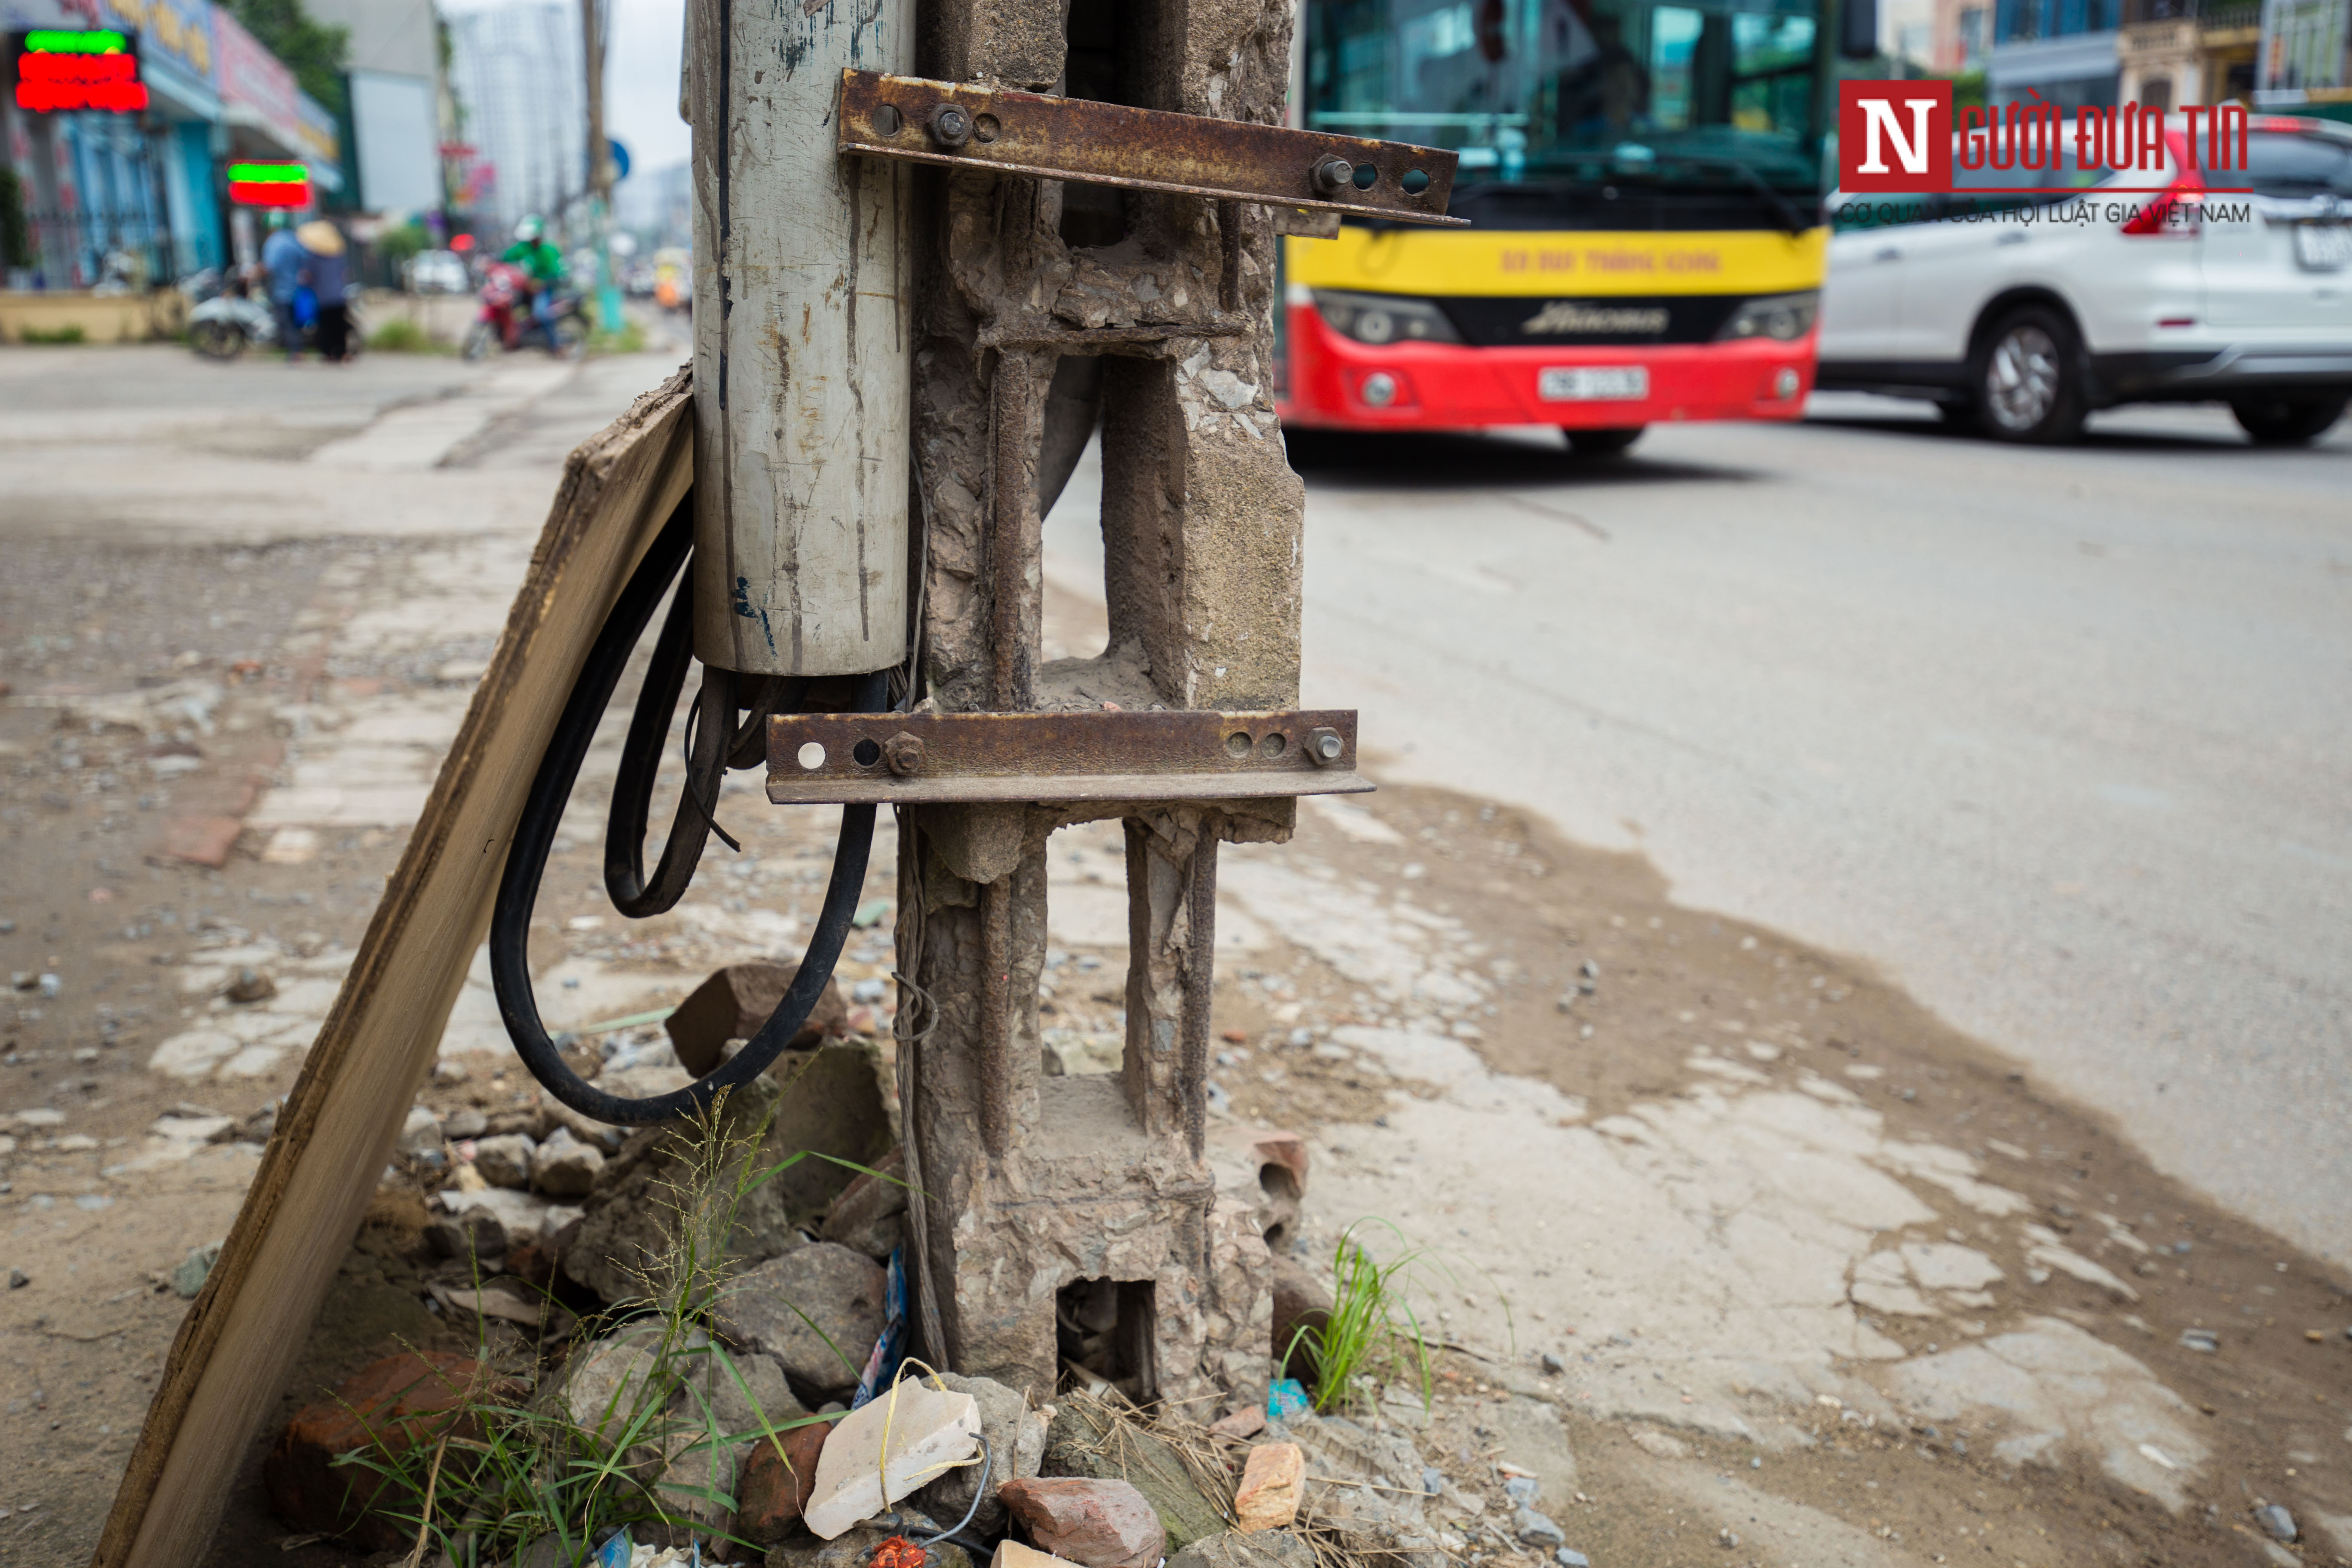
[262,1351,511,1548]
[737,1420,834,1545]
[154,814,245,868]
[997,1477,1165,1568]
[1232,1443,1304,1533]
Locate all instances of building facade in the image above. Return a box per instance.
[2118,0,2262,108]
[1986,0,2124,107]
[305,0,443,216]
[441,0,583,237]
[2256,0,2350,97]
[2,0,340,290]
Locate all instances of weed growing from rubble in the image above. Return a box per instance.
[1288,1219,1457,1416]
[335,1084,893,1566]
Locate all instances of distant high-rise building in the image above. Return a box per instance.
[444,0,587,235]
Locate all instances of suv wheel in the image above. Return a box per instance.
[2229,393,2348,446]
[1973,307,2086,444]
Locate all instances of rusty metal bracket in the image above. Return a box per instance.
[766,709,1371,805]
[836,71,1466,227]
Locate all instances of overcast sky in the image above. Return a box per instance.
[604,0,689,175]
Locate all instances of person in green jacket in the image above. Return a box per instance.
[501,215,564,332]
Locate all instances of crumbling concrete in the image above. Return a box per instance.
[900,0,1306,1418]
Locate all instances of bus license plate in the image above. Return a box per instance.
[2294,223,2352,272]
[1540,366,1648,401]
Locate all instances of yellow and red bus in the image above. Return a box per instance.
[1278,0,1836,453]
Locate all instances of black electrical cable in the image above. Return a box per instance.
[601,558,712,916]
[605,541,809,916]
[493,494,884,1125]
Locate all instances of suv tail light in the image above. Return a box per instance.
[2122,130,2203,237]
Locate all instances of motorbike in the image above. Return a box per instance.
[185,267,361,361]
[463,262,588,361]
[186,270,278,360]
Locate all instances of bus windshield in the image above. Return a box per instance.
[1304,0,1827,194]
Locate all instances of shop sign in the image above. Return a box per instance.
[12,27,148,113]
[228,159,308,206]
[94,0,206,86]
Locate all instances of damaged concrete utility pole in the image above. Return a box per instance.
[689,0,1461,1412]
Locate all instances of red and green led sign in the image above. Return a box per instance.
[228,162,311,208]
[14,30,149,114]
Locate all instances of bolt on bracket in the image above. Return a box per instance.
[836,70,1466,227]
[766,709,1372,806]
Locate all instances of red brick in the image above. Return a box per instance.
[1233,1442,1303,1533]
[154,814,245,868]
[997,1477,1164,1568]
[262,1352,506,1548]
[736,1421,832,1544]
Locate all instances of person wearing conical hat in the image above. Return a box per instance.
[296,219,351,363]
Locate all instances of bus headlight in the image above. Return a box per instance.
[1311,289,1461,346]
[1717,292,1819,342]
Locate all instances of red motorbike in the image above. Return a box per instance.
[462,261,588,360]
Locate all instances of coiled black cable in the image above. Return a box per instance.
[604,585,802,916]
[492,493,882,1125]
[600,553,711,916]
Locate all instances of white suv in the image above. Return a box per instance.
[1816,114,2352,444]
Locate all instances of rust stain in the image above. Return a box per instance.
[833,70,1467,227]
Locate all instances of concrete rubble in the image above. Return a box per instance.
[1166,1534,1316,1568]
[1041,1396,1229,1554]
[712,1244,891,1397]
[1274,1411,1451,1568]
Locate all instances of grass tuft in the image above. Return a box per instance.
[587,319,645,356]
[365,317,450,355]
[1285,1219,1489,1416]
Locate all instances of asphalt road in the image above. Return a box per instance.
[1051,397,2352,1264]
[9,342,2342,1259]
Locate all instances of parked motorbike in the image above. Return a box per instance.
[463,262,588,361]
[184,267,361,361]
[186,270,277,360]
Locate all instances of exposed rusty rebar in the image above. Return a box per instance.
[989,351,1035,712]
[1218,200,1242,314]
[979,873,1012,1160]
[1182,824,1219,1161]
